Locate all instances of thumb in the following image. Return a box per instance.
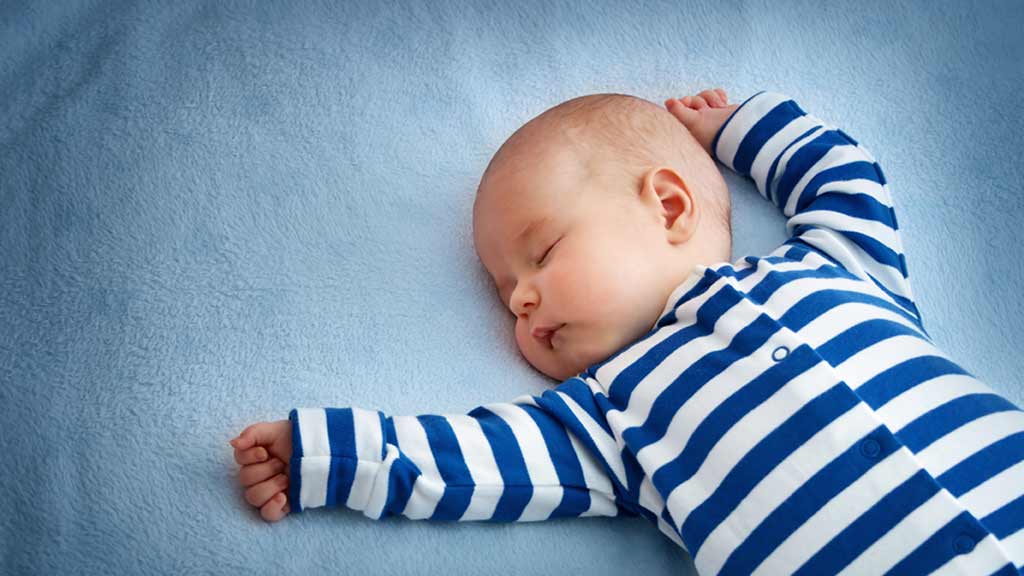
[232,422,277,450]
[665,98,700,127]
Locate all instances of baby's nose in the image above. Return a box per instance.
[510,289,538,316]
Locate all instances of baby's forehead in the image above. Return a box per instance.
[480,147,593,205]
[474,180,554,231]
[473,177,565,258]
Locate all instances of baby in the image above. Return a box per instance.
[230,88,1024,574]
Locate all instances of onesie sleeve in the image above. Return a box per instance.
[710,92,920,323]
[285,379,627,523]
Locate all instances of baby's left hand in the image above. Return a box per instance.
[664,88,738,156]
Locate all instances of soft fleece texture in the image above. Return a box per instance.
[1,0,1022,574]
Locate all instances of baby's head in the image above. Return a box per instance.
[473,93,731,380]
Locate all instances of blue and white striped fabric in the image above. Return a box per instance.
[288,92,1024,575]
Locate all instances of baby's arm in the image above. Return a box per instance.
[231,378,658,528]
[284,387,624,522]
[667,89,920,326]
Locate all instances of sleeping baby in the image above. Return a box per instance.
[229,88,1024,574]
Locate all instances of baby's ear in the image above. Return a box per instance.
[643,166,699,244]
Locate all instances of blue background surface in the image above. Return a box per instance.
[2,1,1021,574]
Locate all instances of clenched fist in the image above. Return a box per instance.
[229,419,293,523]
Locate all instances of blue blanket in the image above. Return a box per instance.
[2,0,1021,573]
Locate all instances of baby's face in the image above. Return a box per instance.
[473,146,693,381]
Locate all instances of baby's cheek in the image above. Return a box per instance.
[573,268,646,345]
[556,263,604,312]
[576,267,629,319]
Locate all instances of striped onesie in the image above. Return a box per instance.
[287,92,1024,575]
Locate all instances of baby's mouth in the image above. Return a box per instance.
[536,323,565,349]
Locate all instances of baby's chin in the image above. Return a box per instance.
[524,343,588,382]
[533,331,627,381]
[535,361,581,382]
[535,359,579,382]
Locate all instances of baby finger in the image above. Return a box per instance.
[238,458,286,488]
[700,89,723,107]
[260,492,289,523]
[244,473,290,508]
[665,99,700,127]
[233,445,269,466]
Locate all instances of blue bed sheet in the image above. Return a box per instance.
[2,0,1021,573]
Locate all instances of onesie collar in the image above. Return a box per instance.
[654,265,709,328]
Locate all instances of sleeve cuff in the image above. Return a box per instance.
[287,409,307,513]
[287,407,387,513]
[710,91,802,174]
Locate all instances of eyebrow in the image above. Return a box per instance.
[515,216,549,247]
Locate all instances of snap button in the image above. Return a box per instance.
[859,437,881,459]
[771,346,790,362]
[953,533,975,554]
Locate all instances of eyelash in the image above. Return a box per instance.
[537,238,558,265]
[499,237,560,308]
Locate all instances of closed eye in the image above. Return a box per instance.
[538,238,559,265]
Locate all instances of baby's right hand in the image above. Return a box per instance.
[664,88,739,156]
[230,419,293,523]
